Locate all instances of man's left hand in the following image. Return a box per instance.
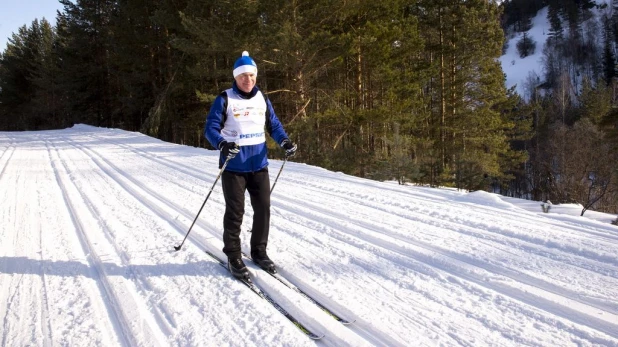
[281,139,297,157]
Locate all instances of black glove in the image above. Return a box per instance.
[281,139,297,157]
[220,141,240,159]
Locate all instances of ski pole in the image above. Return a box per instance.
[270,156,288,194]
[174,154,233,251]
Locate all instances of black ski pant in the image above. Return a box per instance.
[221,168,270,259]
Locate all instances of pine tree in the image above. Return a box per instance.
[111,0,192,142]
[56,0,116,127]
[0,19,61,130]
[251,0,358,163]
[29,19,64,129]
[109,0,160,132]
[578,77,612,124]
[516,32,536,58]
[175,0,262,147]
[612,0,618,45]
[311,0,424,177]
[603,17,617,85]
[0,25,34,130]
[547,3,564,44]
[413,0,523,189]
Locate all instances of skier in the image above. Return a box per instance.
[204,51,297,280]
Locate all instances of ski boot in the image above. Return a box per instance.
[251,251,277,274]
[228,257,250,281]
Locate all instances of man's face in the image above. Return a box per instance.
[235,72,256,93]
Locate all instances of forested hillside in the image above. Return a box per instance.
[0,0,617,216]
[501,0,618,215]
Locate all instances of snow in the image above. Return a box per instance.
[500,1,612,99]
[1,124,618,346]
[500,6,550,98]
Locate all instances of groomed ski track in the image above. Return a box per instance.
[1,125,617,346]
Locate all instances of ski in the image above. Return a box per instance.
[243,253,355,325]
[203,249,324,340]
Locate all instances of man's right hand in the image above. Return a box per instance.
[220,141,240,159]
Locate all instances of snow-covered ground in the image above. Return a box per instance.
[1,125,617,346]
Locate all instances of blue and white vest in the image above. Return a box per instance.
[221,89,267,146]
[205,86,288,172]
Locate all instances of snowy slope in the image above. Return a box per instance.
[500,1,611,98]
[1,125,617,346]
[500,6,550,98]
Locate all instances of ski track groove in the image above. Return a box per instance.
[1,274,26,347]
[46,139,143,347]
[0,137,18,346]
[88,146,600,343]
[67,136,393,346]
[79,132,618,247]
[88,133,618,280]
[79,137,375,320]
[51,139,179,343]
[81,134,228,208]
[279,181,618,281]
[268,186,618,297]
[34,134,54,347]
[283,211,618,345]
[0,141,16,183]
[65,132,618,344]
[319,260,461,347]
[61,138,330,342]
[293,179,618,256]
[276,199,618,342]
[280,215,585,346]
[1,136,50,347]
[83,133,618,342]
[85,134,222,184]
[0,180,11,345]
[37,195,54,347]
[277,192,618,311]
[286,176,618,245]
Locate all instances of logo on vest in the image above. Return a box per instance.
[240,132,264,139]
[222,129,238,138]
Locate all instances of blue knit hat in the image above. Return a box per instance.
[233,51,258,78]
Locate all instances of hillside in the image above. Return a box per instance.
[500,6,550,98]
[1,125,617,346]
[500,1,610,98]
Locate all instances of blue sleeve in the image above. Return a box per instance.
[205,94,226,149]
[266,98,289,145]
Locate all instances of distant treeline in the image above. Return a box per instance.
[1,0,617,215]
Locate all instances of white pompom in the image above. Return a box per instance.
[242,51,249,57]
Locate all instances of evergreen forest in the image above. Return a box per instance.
[1,0,617,216]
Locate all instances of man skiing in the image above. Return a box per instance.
[204,51,297,280]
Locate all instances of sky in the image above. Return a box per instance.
[0,0,64,50]
[1,124,617,346]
